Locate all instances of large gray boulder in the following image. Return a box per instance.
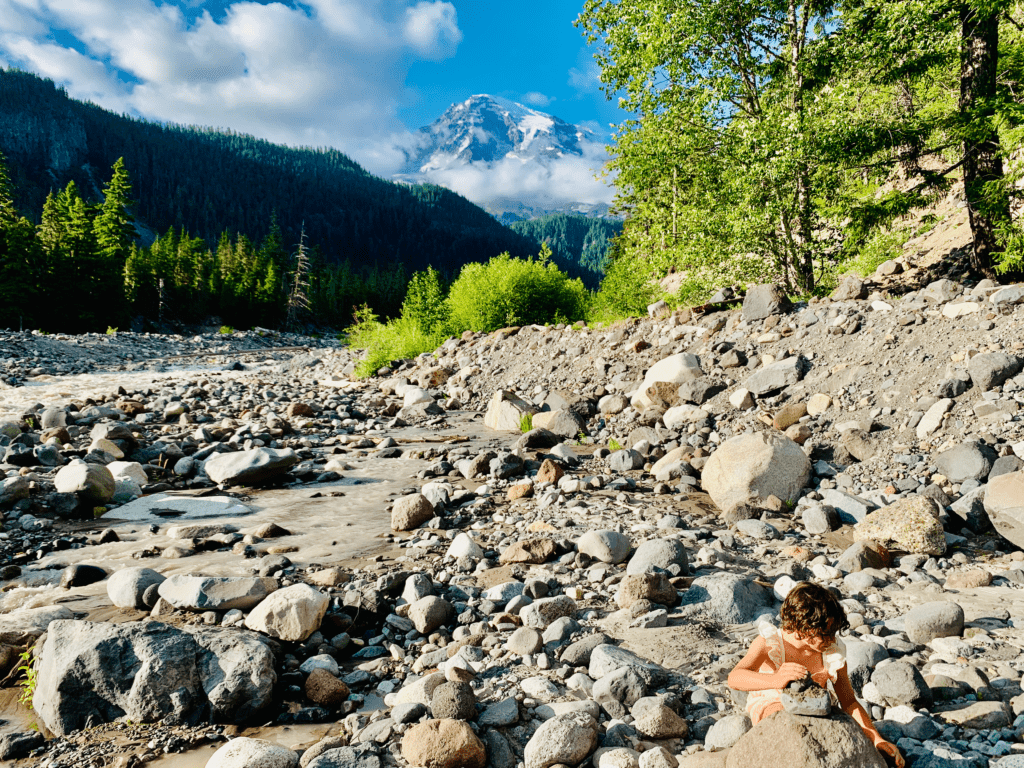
[676,573,770,624]
[626,539,690,576]
[33,620,274,736]
[725,711,885,768]
[742,284,792,322]
[904,601,964,645]
[524,711,599,768]
[934,441,997,484]
[985,471,1024,548]
[701,432,810,513]
[968,352,1022,391]
[577,530,632,564]
[204,447,298,486]
[158,575,277,611]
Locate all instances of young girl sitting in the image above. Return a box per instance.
[727,581,904,767]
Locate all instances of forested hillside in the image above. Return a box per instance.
[510,214,622,277]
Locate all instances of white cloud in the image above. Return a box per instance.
[403,1,461,59]
[418,139,615,210]
[0,0,462,173]
[522,91,552,107]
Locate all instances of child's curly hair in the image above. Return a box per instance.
[780,582,850,639]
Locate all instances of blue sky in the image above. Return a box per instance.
[0,0,622,180]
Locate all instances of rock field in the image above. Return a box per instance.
[1,273,1024,768]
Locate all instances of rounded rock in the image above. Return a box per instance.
[107,567,166,610]
[431,681,477,720]
[401,718,486,768]
[206,738,298,768]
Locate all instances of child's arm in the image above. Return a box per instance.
[727,636,808,691]
[833,665,904,767]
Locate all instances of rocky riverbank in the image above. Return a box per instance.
[1,274,1024,768]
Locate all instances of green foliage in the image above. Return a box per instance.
[401,266,449,333]
[347,305,447,379]
[840,226,913,277]
[16,649,36,706]
[219,325,234,335]
[519,413,534,434]
[608,438,623,452]
[106,326,117,335]
[446,250,590,333]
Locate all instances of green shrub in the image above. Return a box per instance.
[446,252,589,333]
[589,249,657,323]
[219,325,234,335]
[609,438,623,452]
[347,305,446,379]
[106,326,118,335]
[840,226,912,277]
[519,413,533,433]
[17,649,36,706]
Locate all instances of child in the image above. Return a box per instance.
[727,581,904,767]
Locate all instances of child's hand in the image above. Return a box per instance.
[875,739,904,767]
[773,662,809,687]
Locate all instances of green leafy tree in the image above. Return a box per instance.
[578,0,838,293]
[401,266,449,333]
[0,151,37,328]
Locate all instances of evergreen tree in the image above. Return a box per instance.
[286,227,311,329]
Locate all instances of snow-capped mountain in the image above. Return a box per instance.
[394,95,614,218]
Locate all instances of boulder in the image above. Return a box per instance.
[204,447,298,486]
[244,584,329,642]
[409,595,455,634]
[676,573,769,624]
[831,276,868,301]
[391,493,435,531]
[704,713,751,751]
[484,390,538,432]
[701,432,810,513]
[207,738,298,768]
[609,448,645,472]
[34,620,274,736]
[934,441,997,484]
[631,354,705,411]
[616,574,678,609]
[742,284,792,322]
[431,681,477,720]
[533,409,586,439]
[305,668,350,708]
[743,357,804,395]
[626,539,690,576]
[521,595,577,629]
[632,697,688,739]
[578,530,632,564]
[985,471,1024,548]
[904,601,964,645]
[724,711,885,768]
[60,564,107,589]
[499,539,557,564]
[968,352,1023,391]
[107,567,166,610]
[853,496,946,555]
[401,719,486,768]
[663,405,710,430]
[53,461,115,503]
[524,711,599,768]
[158,575,277,611]
[866,661,932,708]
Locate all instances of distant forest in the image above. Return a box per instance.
[0,69,613,332]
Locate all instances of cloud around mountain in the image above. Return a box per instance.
[0,0,459,173]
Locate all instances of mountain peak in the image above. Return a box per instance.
[401,94,595,171]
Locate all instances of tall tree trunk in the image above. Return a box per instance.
[790,0,815,292]
[960,3,1008,279]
